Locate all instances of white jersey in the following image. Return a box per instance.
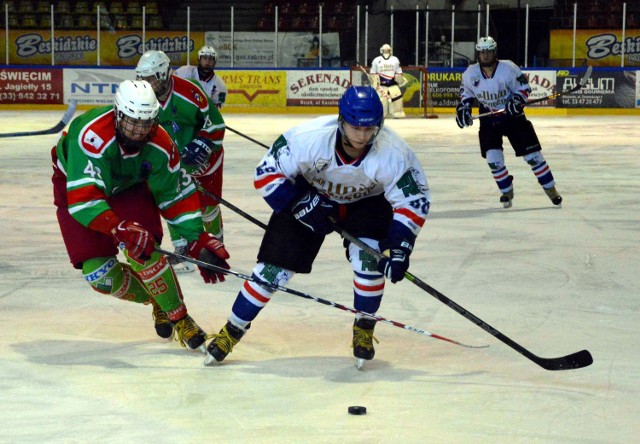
[460,59,531,111]
[174,65,227,109]
[254,115,430,238]
[370,55,403,87]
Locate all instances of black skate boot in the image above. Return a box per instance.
[544,186,563,206]
[173,314,207,352]
[204,321,249,365]
[499,177,515,208]
[151,299,173,339]
[352,317,379,370]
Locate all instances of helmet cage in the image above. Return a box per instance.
[114,80,160,153]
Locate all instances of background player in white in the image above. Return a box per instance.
[456,36,562,208]
[370,43,407,118]
[175,45,228,109]
[203,86,430,369]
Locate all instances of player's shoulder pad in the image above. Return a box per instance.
[147,125,181,171]
[171,75,209,110]
[77,106,117,158]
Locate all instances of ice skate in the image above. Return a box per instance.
[173,314,207,352]
[352,317,379,370]
[544,186,563,206]
[500,188,514,208]
[150,298,173,339]
[204,321,248,365]
[167,245,196,273]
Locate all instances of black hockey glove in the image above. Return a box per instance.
[455,101,473,128]
[376,239,413,283]
[181,136,215,166]
[505,94,526,116]
[291,190,336,235]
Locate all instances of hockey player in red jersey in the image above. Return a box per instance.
[136,50,227,273]
[456,36,562,208]
[204,86,431,369]
[51,80,230,352]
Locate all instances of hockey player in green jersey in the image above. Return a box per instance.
[136,50,227,273]
[51,80,231,352]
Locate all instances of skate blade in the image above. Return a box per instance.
[355,358,366,370]
[204,353,219,366]
[502,201,513,209]
[173,263,196,273]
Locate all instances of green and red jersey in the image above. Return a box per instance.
[54,105,203,242]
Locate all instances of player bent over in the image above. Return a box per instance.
[52,80,230,352]
[456,36,562,208]
[370,43,407,119]
[136,50,227,273]
[204,86,430,369]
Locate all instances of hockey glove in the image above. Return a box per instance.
[291,190,336,235]
[376,239,413,283]
[455,102,473,128]
[181,136,215,166]
[187,232,230,284]
[505,94,526,116]
[112,220,156,262]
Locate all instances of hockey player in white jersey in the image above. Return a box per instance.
[456,36,562,208]
[175,45,228,109]
[370,43,407,118]
[204,86,430,369]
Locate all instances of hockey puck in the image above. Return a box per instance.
[348,406,367,415]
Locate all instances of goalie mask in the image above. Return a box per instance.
[338,86,384,147]
[135,50,172,99]
[114,80,160,154]
[197,45,217,77]
[380,43,392,60]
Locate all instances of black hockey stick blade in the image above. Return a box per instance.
[337,226,593,371]
[533,349,593,371]
[0,99,77,138]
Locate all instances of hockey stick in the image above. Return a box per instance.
[157,247,486,349]
[472,66,593,120]
[226,126,271,150]
[0,100,77,138]
[332,225,593,371]
[196,184,267,230]
[203,131,593,370]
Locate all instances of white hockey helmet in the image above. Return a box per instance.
[476,36,497,52]
[114,80,159,152]
[380,43,392,59]
[135,50,171,80]
[198,45,217,61]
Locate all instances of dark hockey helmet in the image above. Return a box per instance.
[338,86,384,128]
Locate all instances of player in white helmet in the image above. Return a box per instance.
[175,45,228,109]
[370,43,408,118]
[51,79,231,353]
[136,50,229,274]
[456,36,562,208]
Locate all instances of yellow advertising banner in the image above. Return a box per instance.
[0,30,205,66]
[550,29,640,66]
[221,71,287,106]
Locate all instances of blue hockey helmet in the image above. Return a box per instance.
[338,86,384,128]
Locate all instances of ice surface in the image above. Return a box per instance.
[0,110,638,442]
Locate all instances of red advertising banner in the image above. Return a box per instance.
[0,68,64,104]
